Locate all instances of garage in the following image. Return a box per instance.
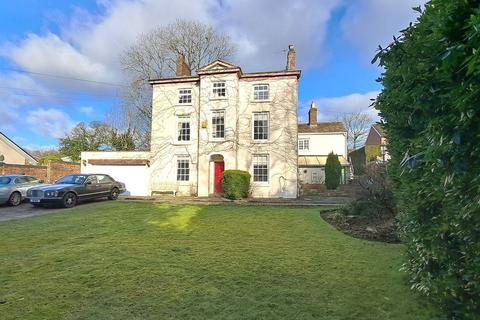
[80,152,151,196]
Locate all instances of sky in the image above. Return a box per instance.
[0,0,426,151]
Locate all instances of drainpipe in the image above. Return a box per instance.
[196,81,201,196]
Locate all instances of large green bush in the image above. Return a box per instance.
[373,1,480,318]
[222,170,251,200]
[325,152,342,190]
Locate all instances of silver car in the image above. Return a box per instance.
[0,175,49,206]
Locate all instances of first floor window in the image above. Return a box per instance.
[177,158,190,181]
[212,111,225,139]
[177,116,190,141]
[213,82,226,98]
[253,154,269,182]
[253,112,269,140]
[178,88,192,104]
[253,84,269,101]
[298,139,309,151]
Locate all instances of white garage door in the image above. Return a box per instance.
[82,165,149,196]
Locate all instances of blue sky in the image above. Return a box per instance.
[0,0,425,151]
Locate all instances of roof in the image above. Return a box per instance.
[0,132,37,164]
[298,122,346,133]
[149,59,301,84]
[365,124,385,146]
[298,155,350,167]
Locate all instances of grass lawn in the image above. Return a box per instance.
[0,202,439,319]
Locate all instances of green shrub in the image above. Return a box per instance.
[373,1,480,317]
[325,152,342,190]
[222,170,251,200]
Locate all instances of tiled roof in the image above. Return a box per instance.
[298,155,350,167]
[372,124,385,136]
[298,122,346,133]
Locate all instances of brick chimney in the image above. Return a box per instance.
[286,45,296,71]
[176,54,191,77]
[308,101,317,126]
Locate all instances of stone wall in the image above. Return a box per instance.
[0,161,80,183]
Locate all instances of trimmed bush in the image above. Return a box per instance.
[374,1,480,317]
[325,152,342,190]
[222,170,250,200]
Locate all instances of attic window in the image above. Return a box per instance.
[213,82,226,98]
[253,84,269,101]
[178,89,192,104]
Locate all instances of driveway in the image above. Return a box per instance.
[0,200,105,222]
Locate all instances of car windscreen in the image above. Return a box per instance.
[56,175,87,184]
[0,177,11,185]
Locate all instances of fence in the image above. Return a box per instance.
[0,161,80,183]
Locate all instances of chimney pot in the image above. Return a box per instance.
[176,54,191,77]
[287,45,296,71]
[308,101,317,126]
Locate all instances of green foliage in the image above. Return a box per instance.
[59,122,136,161]
[325,152,342,190]
[37,155,62,165]
[221,170,250,199]
[365,145,380,164]
[373,1,480,317]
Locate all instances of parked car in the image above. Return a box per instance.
[27,174,126,208]
[0,175,49,206]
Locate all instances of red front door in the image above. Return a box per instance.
[214,162,224,194]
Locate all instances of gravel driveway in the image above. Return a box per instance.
[0,200,105,222]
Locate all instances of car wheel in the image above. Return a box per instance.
[62,192,77,208]
[7,192,22,206]
[108,188,119,200]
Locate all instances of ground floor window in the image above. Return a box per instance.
[253,154,269,182]
[212,111,225,139]
[177,157,190,181]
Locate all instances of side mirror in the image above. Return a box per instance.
[38,180,44,183]
[85,181,92,185]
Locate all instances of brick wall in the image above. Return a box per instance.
[0,161,80,183]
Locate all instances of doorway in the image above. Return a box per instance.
[214,161,224,194]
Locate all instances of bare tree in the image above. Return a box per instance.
[340,111,374,149]
[109,20,236,150]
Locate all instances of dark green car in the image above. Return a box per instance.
[27,174,126,208]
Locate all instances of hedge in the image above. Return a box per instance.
[325,153,342,190]
[373,1,480,318]
[222,170,250,200]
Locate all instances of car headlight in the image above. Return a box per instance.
[45,191,60,197]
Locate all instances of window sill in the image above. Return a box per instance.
[252,181,270,187]
[250,99,271,103]
[210,138,226,142]
[252,140,270,144]
[176,103,193,107]
[210,97,227,101]
[173,142,192,146]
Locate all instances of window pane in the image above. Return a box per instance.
[253,155,269,182]
[179,89,192,104]
[177,159,190,181]
[212,111,225,138]
[254,84,269,100]
[177,117,191,141]
[253,113,269,140]
[213,82,226,97]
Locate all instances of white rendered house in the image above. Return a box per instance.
[298,102,349,184]
[82,46,300,198]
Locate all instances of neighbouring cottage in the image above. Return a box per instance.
[365,124,389,163]
[82,46,300,198]
[297,102,349,184]
[0,132,37,165]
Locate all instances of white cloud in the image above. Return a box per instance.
[26,108,75,139]
[79,106,94,116]
[340,0,427,60]
[300,91,380,122]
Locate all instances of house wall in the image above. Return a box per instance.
[0,161,80,183]
[0,139,32,165]
[81,152,151,196]
[150,72,298,198]
[298,132,347,158]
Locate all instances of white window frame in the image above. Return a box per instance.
[211,110,225,140]
[298,138,309,151]
[176,156,190,182]
[212,81,226,98]
[252,112,269,141]
[178,88,192,104]
[252,154,269,184]
[176,116,191,143]
[253,84,269,101]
